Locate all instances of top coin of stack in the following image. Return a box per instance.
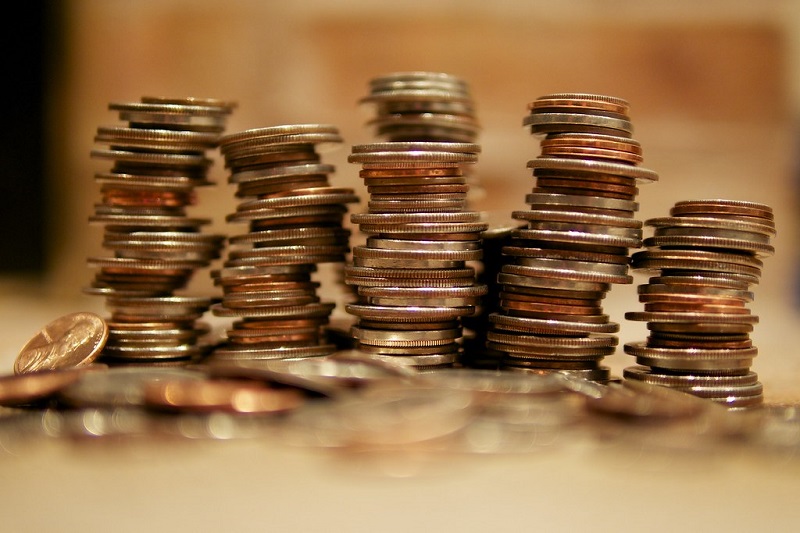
[359,71,480,143]
[85,96,235,366]
[623,199,776,408]
[486,93,658,382]
[209,124,359,362]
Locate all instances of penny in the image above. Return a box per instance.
[15,312,109,375]
[0,368,91,406]
[143,378,305,415]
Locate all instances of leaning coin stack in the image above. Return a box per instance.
[86,96,234,366]
[487,93,658,382]
[209,125,359,362]
[623,199,776,408]
[345,142,488,369]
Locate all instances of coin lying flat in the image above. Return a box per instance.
[15,312,109,375]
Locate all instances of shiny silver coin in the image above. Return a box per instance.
[488,312,619,335]
[622,365,757,387]
[527,156,658,182]
[210,343,337,361]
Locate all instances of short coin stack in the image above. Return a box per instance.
[209,125,359,362]
[345,141,488,369]
[623,199,776,408]
[487,93,658,381]
[86,96,234,366]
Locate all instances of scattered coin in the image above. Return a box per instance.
[15,312,109,374]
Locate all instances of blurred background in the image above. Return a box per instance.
[3,0,799,395]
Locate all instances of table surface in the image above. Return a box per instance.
[1,284,799,533]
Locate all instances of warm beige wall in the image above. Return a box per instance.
[44,0,799,319]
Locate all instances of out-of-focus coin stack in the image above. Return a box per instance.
[208,125,359,362]
[86,96,234,366]
[486,93,658,382]
[623,199,776,408]
[358,72,480,149]
[345,141,489,370]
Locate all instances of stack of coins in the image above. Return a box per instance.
[357,72,498,366]
[86,96,234,366]
[209,125,359,362]
[623,199,776,408]
[344,141,488,369]
[487,93,658,381]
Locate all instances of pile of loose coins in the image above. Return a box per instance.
[209,124,359,362]
[85,96,234,366]
[486,93,659,381]
[623,199,776,408]
[344,141,488,369]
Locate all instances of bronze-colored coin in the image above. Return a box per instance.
[670,199,773,221]
[0,368,90,406]
[528,93,630,116]
[15,312,109,375]
[503,244,629,265]
[645,335,752,349]
[143,378,305,414]
[366,183,470,195]
[533,178,639,198]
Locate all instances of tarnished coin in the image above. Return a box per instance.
[15,312,109,375]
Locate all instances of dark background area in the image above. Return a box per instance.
[0,3,61,273]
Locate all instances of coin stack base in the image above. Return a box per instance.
[623,199,776,408]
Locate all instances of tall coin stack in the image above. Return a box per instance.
[357,71,497,367]
[345,141,488,370]
[209,125,359,362]
[623,199,775,408]
[86,97,234,366]
[486,93,658,382]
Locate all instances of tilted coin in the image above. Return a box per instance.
[15,312,109,375]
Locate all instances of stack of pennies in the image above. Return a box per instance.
[487,93,659,382]
[623,199,776,408]
[209,124,359,362]
[86,96,235,366]
[345,141,489,369]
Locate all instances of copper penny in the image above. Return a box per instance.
[15,312,109,375]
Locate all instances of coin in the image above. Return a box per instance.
[15,312,109,374]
